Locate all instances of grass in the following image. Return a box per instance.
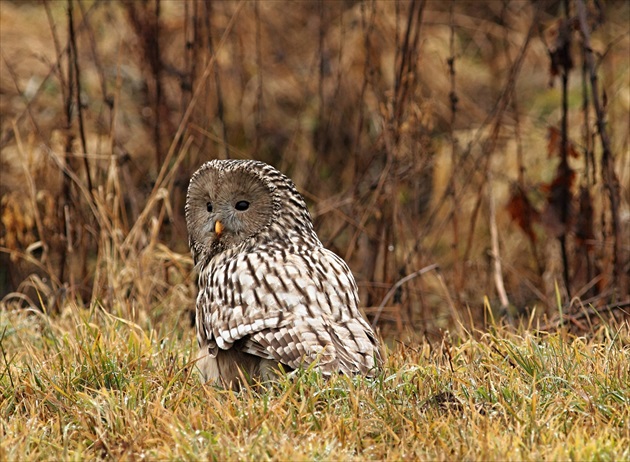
[1,2,629,460]
[1,302,628,460]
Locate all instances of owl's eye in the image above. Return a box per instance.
[206,202,213,213]
[235,200,250,211]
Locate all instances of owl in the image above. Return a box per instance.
[185,159,381,389]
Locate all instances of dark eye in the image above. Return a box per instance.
[235,200,250,211]
[206,202,213,213]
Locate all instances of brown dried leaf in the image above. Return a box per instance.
[506,186,540,243]
[575,186,595,249]
[547,127,561,158]
[547,126,579,159]
[541,163,575,237]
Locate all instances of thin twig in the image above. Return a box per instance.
[44,0,67,103]
[0,2,100,149]
[68,0,93,194]
[77,0,109,108]
[576,0,625,297]
[350,0,376,163]
[393,0,426,132]
[0,53,45,148]
[316,0,326,156]
[538,300,630,332]
[372,263,439,327]
[559,1,572,298]
[426,6,541,263]
[435,269,463,336]
[123,0,246,250]
[205,0,229,160]
[254,0,263,155]
[488,171,509,310]
[45,146,104,235]
[447,0,460,295]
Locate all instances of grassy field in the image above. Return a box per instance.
[1,1,629,460]
[1,302,629,460]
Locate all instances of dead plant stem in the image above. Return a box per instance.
[575,0,625,297]
[372,263,439,327]
[488,171,510,310]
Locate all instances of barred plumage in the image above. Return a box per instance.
[185,159,381,389]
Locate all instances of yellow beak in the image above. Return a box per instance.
[214,220,224,237]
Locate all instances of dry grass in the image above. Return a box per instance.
[1,302,629,460]
[1,1,630,459]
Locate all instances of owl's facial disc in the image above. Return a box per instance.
[209,193,268,244]
[207,171,274,251]
[186,161,278,264]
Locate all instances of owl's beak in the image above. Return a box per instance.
[214,220,224,237]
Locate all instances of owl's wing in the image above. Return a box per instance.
[199,247,380,375]
[243,314,380,375]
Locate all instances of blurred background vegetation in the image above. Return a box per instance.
[1,0,628,340]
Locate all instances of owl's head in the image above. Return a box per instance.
[185,159,316,265]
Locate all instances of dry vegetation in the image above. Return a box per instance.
[1,0,629,459]
[1,304,629,460]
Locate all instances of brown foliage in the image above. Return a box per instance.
[506,186,540,243]
[1,0,628,334]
